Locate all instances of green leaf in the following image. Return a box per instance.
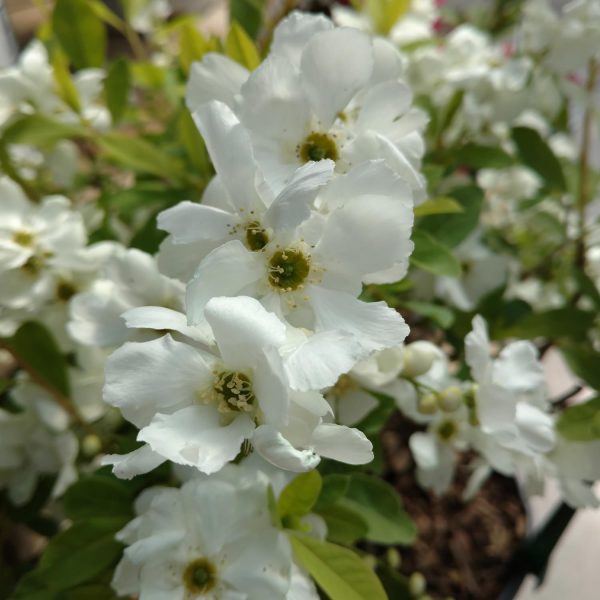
[97,133,186,180]
[12,519,125,597]
[105,58,130,124]
[339,474,416,545]
[62,584,119,600]
[3,321,70,396]
[64,475,134,521]
[179,23,209,75]
[230,0,266,38]
[411,229,462,277]
[365,0,411,34]
[277,470,322,522]
[500,309,595,341]
[318,504,368,545]
[129,208,169,253]
[52,0,106,69]
[2,114,86,147]
[177,106,212,176]
[315,474,350,511]
[414,196,464,217]
[51,49,81,113]
[511,126,566,191]
[401,299,455,328]
[290,535,387,600]
[418,185,483,248]
[226,22,261,70]
[561,345,600,390]
[454,143,515,169]
[556,396,600,441]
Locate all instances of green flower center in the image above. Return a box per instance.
[299,132,339,163]
[245,221,269,251]
[13,230,35,247]
[183,558,217,595]
[56,280,77,302]
[214,371,255,413]
[268,248,310,291]
[436,419,458,441]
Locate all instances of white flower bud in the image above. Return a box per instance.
[409,572,426,596]
[81,434,102,457]
[386,547,401,569]
[401,342,437,378]
[417,393,438,415]
[438,386,463,412]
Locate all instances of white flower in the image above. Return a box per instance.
[103,296,371,477]
[126,0,172,33]
[112,475,292,600]
[68,247,185,348]
[0,385,77,505]
[0,177,98,313]
[187,12,426,198]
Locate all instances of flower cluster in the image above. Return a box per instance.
[2,1,600,598]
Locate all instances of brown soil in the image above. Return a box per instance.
[381,413,528,600]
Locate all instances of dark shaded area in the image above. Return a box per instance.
[382,413,527,600]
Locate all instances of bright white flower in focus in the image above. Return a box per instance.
[112,475,292,600]
[102,296,372,477]
[187,12,427,199]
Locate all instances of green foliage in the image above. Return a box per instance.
[411,229,462,277]
[413,196,464,217]
[226,22,261,70]
[97,133,187,180]
[499,308,595,342]
[277,470,322,527]
[2,114,87,148]
[401,299,455,328]
[51,49,82,114]
[12,518,126,598]
[176,106,213,176]
[64,475,135,521]
[556,396,600,441]
[511,126,567,191]
[560,345,600,390]
[417,185,483,248]
[365,0,411,34]
[290,535,387,600]
[2,322,70,397]
[52,0,107,69]
[454,143,515,169]
[179,22,210,75]
[318,504,369,545]
[230,0,267,39]
[105,59,130,124]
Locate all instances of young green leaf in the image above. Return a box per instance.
[230,0,267,39]
[454,143,515,169]
[226,22,261,70]
[64,475,134,521]
[179,23,209,75]
[414,196,464,217]
[51,49,82,114]
[2,114,87,147]
[318,504,369,545]
[290,535,387,600]
[52,0,107,69]
[277,470,322,522]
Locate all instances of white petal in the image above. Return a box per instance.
[186,53,249,111]
[477,382,517,431]
[316,192,413,278]
[300,28,374,127]
[311,423,373,465]
[494,341,545,393]
[204,296,286,369]
[139,405,255,474]
[271,12,333,68]
[103,335,213,426]
[309,286,409,353]
[284,330,364,391]
[253,425,321,472]
[192,101,259,209]
[122,306,212,344]
[515,403,555,453]
[357,81,412,133]
[465,315,491,383]
[254,346,290,427]
[102,445,166,480]
[157,201,237,243]
[335,388,378,426]
[265,160,334,231]
[186,240,264,324]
